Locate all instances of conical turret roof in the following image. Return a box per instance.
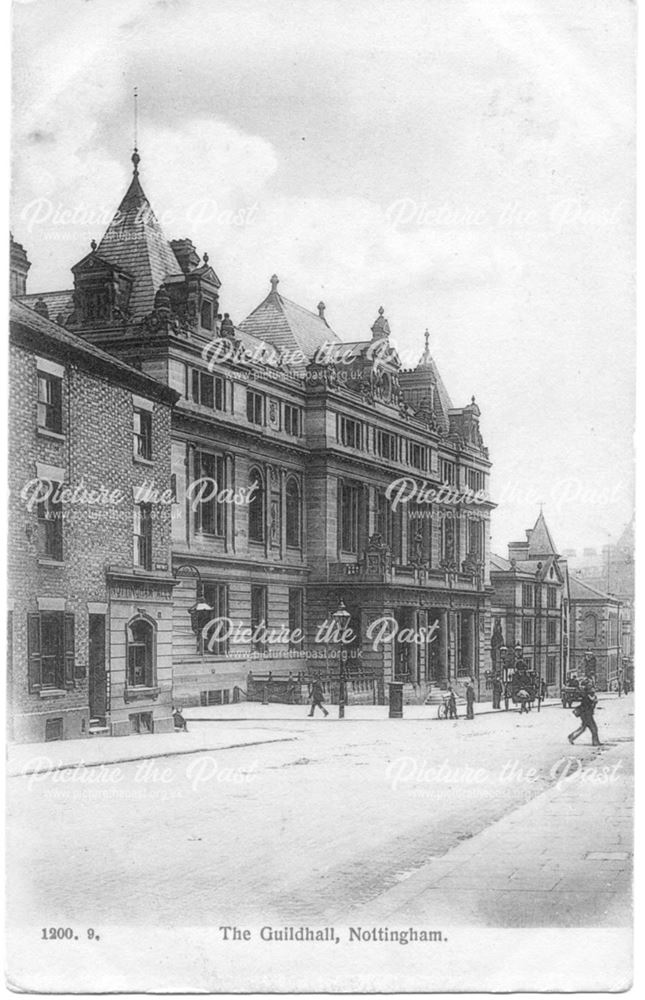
[95,151,180,319]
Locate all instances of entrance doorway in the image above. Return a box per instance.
[88,614,107,723]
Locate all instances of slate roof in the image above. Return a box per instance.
[238,281,340,366]
[490,553,511,571]
[568,576,619,602]
[95,164,181,320]
[19,290,74,324]
[413,350,454,415]
[527,511,558,558]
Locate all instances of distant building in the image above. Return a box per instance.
[9,275,179,742]
[567,519,634,687]
[568,577,622,691]
[490,512,569,694]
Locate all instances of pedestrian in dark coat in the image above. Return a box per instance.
[503,682,511,710]
[568,683,602,746]
[173,706,188,731]
[492,676,503,709]
[308,679,329,717]
[447,685,458,719]
[465,681,476,720]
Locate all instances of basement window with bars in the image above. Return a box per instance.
[199,689,230,707]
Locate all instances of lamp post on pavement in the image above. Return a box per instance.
[174,564,214,638]
[332,599,352,719]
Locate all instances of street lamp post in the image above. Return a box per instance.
[332,599,352,720]
[174,564,213,638]
[500,645,508,682]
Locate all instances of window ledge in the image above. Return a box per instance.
[37,428,65,442]
[37,558,65,568]
[124,686,160,703]
[38,688,68,699]
[133,456,154,467]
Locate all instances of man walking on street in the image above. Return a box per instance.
[492,675,503,709]
[465,680,476,720]
[568,680,602,746]
[308,678,329,717]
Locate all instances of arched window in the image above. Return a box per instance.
[200,299,213,331]
[248,468,265,543]
[126,617,156,688]
[582,613,597,641]
[286,477,301,548]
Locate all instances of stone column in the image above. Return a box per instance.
[224,451,235,554]
[280,468,287,560]
[440,610,450,684]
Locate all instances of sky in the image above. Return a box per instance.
[11,0,635,555]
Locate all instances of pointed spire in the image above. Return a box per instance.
[527,509,559,559]
[418,328,432,367]
[132,86,140,174]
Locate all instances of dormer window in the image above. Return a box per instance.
[200,299,213,331]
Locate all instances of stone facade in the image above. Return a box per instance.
[490,513,569,695]
[12,150,495,716]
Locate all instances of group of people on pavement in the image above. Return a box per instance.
[305,670,608,748]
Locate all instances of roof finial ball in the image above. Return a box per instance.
[270,274,279,292]
[90,239,97,252]
[424,328,430,351]
[378,305,384,316]
[203,252,209,265]
[317,301,326,319]
[131,147,141,175]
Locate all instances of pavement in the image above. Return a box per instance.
[6,693,633,992]
[6,694,569,776]
[345,729,632,929]
[6,725,298,777]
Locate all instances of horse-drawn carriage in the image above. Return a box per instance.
[508,666,540,711]
[561,676,583,709]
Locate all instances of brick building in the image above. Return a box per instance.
[568,577,622,692]
[13,148,495,712]
[8,286,179,742]
[490,512,569,694]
